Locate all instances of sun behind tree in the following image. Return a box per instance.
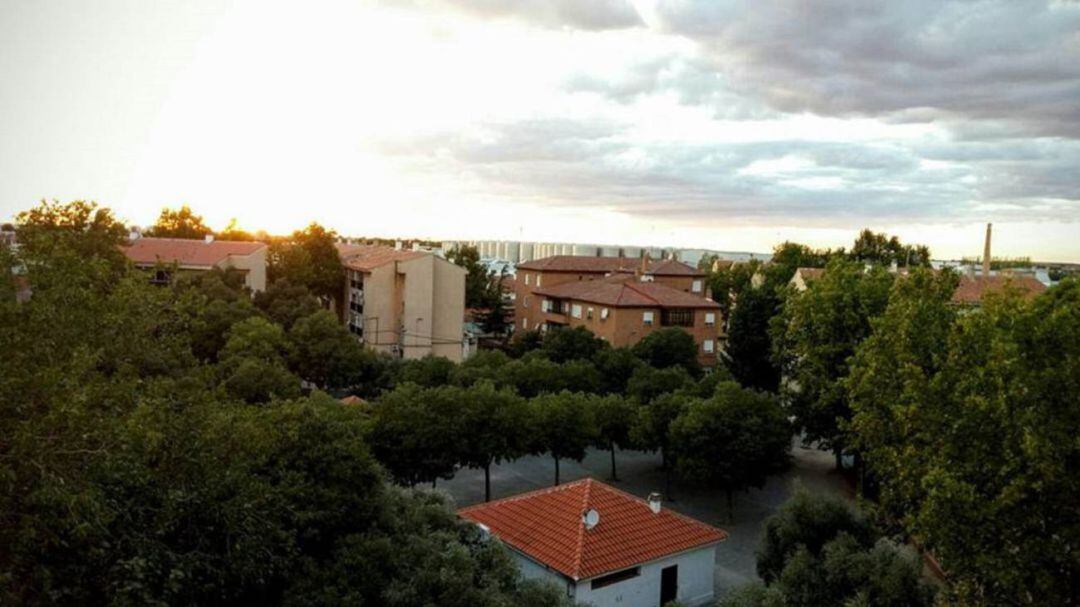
[145,204,212,239]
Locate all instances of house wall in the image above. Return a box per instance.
[538,299,721,367]
[573,545,717,607]
[361,263,400,355]
[430,257,466,362]
[511,552,575,599]
[218,247,267,292]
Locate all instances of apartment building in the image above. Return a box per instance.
[337,244,466,362]
[515,256,721,366]
[123,235,268,292]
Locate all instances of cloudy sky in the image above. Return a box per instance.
[2,0,1079,260]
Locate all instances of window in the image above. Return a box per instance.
[571,304,582,319]
[692,279,703,293]
[524,273,530,286]
[522,318,529,329]
[704,339,715,353]
[541,299,550,313]
[705,312,716,326]
[661,309,694,327]
[600,308,609,320]
[523,295,530,308]
[643,311,654,325]
[536,275,542,287]
[590,567,640,590]
[586,307,594,320]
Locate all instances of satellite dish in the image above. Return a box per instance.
[582,508,600,530]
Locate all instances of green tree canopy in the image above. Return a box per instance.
[848,228,931,268]
[725,284,782,392]
[288,310,367,390]
[589,394,639,481]
[632,327,701,377]
[145,204,213,239]
[541,325,608,363]
[446,244,490,309]
[668,382,792,519]
[528,391,597,485]
[253,278,322,329]
[771,258,894,466]
[592,346,645,395]
[269,223,345,304]
[370,383,465,487]
[457,381,531,501]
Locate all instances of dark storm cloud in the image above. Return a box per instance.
[384,0,643,30]
[650,0,1080,137]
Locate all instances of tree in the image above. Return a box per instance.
[217,316,300,404]
[725,284,782,392]
[446,244,490,309]
[849,273,1079,604]
[458,381,530,501]
[542,325,608,363]
[370,383,464,487]
[626,365,692,405]
[589,394,638,481]
[849,229,930,268]
[216,217,255,241]
[269,223,345,304]
[668,382,792,520]
[288,310,367,390]
[15,199,128,274]
[725,492,934,607]
[253,278,321,329]
[477,273,513,338]
[771,259,894,468]
[398,354,458,388]
[756,489,874,583]
[631,391,691,497]
[632,327,701,377]
[764,241,835,287]
[706,259,761,329]
[507,329,543,358]
[592,346,644,395]
[145,204,213,239]
[529,392,597,485]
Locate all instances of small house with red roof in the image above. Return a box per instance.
[123,235,268,292]
[458,478,726,607]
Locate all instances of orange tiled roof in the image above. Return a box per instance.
[124,237,265,267]
[794,267,825,280]
[336,243,425,272]
[534,279,720,309]
[458,478,726,581]
[952,275,1047,305]
[518,255,704,276]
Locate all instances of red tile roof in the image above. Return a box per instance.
[124,237,265,267]
[794,267,825,281]
[534,279,720,309]
[952,275,1047,305]
[336,243,425,272]
[518,255,704,276]
[458,478,726,580]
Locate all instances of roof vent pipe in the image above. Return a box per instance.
[204,234,214,243]
[647,492,662,514]
[582,509,600,530]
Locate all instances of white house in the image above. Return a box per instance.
[458,478,727,607]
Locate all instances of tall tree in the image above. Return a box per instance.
[529,391,597,485]
[589,394,639,481]
[668,382,792,520]
[632,327,702,377]
[849,228,931,268]
[458,381,530,501]
[288,310,366,390]
[446,244,490,309]
[145,204,213,239]
[771,259,894,468]
[542,325,608,363]
[849,273,1079,604]
[269,223,345,304]
[15,199,128,274]
[370,383,465,487]
[592,346,645,395]
[725,284,782,392]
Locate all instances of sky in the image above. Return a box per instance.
[2,0,1079,261]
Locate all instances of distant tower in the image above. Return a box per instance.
[983,223,992,277]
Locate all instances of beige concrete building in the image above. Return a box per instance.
[337,244,467,362]
[123,236,268,292]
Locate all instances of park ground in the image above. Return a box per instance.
[440,440,852,600]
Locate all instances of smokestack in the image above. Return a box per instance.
[639,251,649,277]
[983,223,992,278]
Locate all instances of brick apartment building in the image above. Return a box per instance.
[337,244,466,362]
[514,256,722,366]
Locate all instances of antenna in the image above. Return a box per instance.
[582,509,600,530]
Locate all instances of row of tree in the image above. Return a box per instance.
[712,230,1079,604]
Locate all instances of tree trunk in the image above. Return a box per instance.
[834,445,843,471]
[726,489,735,523]
[609,441,619,481]
[432,478,437,489]
[554,455,561,486]
[484,463,492,502]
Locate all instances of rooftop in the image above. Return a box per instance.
[952,274,1047,305]
[336,243,426,272]
[458,478,726,581]
[123,237,265,267]
[534,277,720,309]
[518,255,704,277]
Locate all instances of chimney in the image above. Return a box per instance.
[394,240,402,251]
[204,234,214,244]
[411,242,420,252]
[639,251,649,277]
[647,492,662,514]
[982,223,992,278]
